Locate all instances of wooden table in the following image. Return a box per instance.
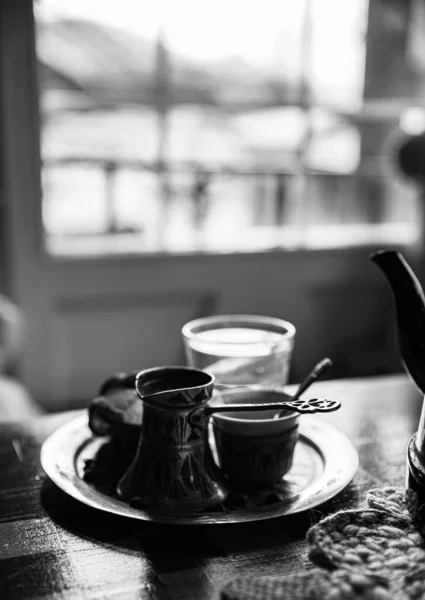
[0,375,422,600]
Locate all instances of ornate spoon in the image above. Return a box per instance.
[206,394,340,415]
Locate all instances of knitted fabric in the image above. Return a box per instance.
[221,487,425,600]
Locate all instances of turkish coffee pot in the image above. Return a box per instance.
[371,249,425,499]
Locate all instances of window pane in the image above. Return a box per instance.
[309,0,368,111]
[35,0,421,257]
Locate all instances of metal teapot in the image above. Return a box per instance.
[371,249,425,499]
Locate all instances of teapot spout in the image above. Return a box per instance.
[371,250,425,303]
[371,249,425,395]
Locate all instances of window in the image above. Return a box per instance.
[35,0,421,256]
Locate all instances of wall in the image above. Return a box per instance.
[37,247,401,411]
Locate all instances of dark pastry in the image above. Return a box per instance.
[85,372,142,487]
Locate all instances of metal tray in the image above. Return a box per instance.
[41,414,358,525]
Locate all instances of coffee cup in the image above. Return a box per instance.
[211,388,299,490]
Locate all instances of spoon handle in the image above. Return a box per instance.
[293,357,333,400]
[206,397,341,415]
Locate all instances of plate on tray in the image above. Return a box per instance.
[41,414,358,525]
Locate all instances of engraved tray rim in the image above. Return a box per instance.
[40,414,359,525]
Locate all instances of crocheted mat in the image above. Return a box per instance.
[221,487,425,600]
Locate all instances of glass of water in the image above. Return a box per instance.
[182,314,296,390]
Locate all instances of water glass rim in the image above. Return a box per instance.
[182,314,296,345]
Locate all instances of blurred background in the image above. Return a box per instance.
[1,0,425,412]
